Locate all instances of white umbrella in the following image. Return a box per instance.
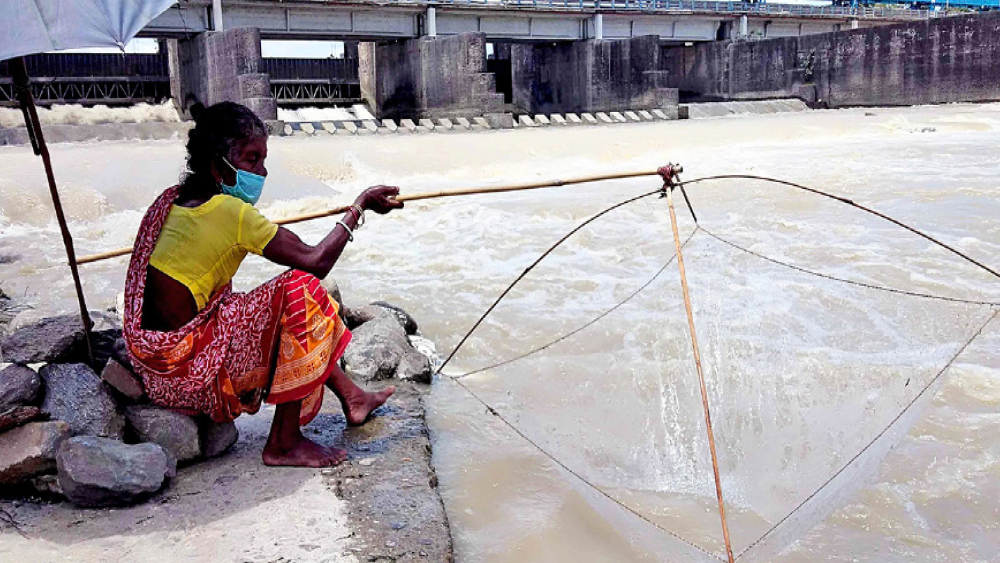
[1,0,177,61]
[1,0,178,363]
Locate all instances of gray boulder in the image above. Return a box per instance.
[56,436,175,507]
[344,305,379,330]
[40,363,125,439]
[0,421,71,483]
[125,405,201,462]
[396,350,433,384]
[0,364,42,409]
[320,278,348,324]
[2,312,87,364]
[372,301,419,335]
[343,311,410,381]
[199,420,238,458]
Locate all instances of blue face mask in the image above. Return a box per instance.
[220,158,266,206]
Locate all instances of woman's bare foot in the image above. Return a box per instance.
[264,399,346,467]
[341,386,395,426]
[262,434,346,467]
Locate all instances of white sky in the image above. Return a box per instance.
[56,38,346,58]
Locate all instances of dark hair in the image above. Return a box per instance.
[179,101,267,199]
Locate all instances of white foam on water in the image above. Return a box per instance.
[0,100,180,128]
[2,103,1000,563]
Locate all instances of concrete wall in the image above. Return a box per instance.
[661,12,1000,107]
[511,36,678,115]
[359,33,504,120]
[168,27,277,121]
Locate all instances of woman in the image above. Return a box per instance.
[123,101,402,467]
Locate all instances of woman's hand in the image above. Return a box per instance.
[356,185,404,215]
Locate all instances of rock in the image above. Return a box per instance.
[2,312,87,364]
[31,473,63,496]
[320,278,349,324]
[125,405,200,462]
[371,301,419,335]
[56,436,174,507]
[320,278,345,310]
[344,304,379,330]
[91,327,123,371]
[40,363,125,439]
[0,405,44,433]
[396,350,432,384]
[111,337,133,370]
[342,312,410,381]
[0,421,71,483]
[0,309,121,364]
[199,420,238,458]
[0,364,42,409]
[101,358,145,401]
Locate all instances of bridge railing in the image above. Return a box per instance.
[430,0,935,19]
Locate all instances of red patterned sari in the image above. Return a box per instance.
[123,187,351,424]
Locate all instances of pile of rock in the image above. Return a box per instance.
[0,284,433,508]
[323,280,436,384]
[0,312,237,508]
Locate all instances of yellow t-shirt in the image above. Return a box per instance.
[149,194,279,310]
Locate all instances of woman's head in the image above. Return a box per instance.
[182,102,268,198]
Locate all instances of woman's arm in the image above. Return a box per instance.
[262,186,403,279]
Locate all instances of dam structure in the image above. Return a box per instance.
[0,0,949,131]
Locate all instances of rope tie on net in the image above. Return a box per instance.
[436,169,1000,562]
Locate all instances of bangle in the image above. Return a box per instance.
[350,204,366,227]
[336,220,354,242]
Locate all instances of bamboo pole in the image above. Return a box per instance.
[666,186,736,563]
[11,57,94,364]
[76,169,662,266]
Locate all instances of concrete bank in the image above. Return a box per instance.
[0,381,451,563]
[662,12,1000,107]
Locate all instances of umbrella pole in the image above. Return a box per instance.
[10,57,95,365]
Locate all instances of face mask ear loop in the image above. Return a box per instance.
[220,157,238,187]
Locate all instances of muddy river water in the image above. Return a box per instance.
[2,103,998,562]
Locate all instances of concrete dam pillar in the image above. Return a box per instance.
[358,33,507,122]
[510,36,679,117]
[167,27,278,122]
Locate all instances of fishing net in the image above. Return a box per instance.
[436,176,999,562]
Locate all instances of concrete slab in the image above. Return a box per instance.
[652,109,669,120]
[300,123,316,135]
[484,113,513,129]
[400,119,418,132]
[437,118,454,130]
[624,111,641,122]
[551,114,567,125]
[596,112,614,124]
[518,115,537,127]
[283,124,294,136]
[472,117,491,129]
[533,115,551,126]
[380,119,398,133]
[609,112,627,123]
[418,119,436,131]
[638,110,655,121]
[340,122,359,135]
[320,122,337,134]
[454,117,472,129]
[581,113,598,124]
[566,113,582,124]
[361,120,379,133]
